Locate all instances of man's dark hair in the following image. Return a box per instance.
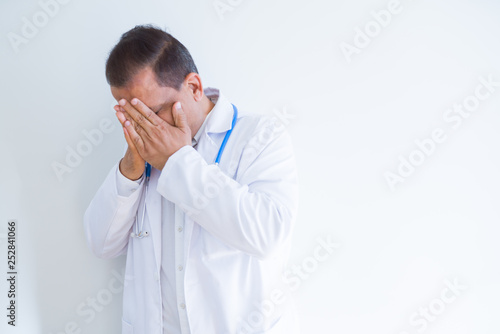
[105,24,198,90]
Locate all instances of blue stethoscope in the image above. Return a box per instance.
[131,104,238,239]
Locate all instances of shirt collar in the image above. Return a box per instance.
[192,87,235,146]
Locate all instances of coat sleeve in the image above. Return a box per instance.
[83,162,145,259]
[156,117,299,260]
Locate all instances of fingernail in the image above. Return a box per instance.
[124,120,130,127]
[131,98,138,105]
[176,102,182,110]
[119,99,126,106]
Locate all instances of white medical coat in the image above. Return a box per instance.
[83,90,300,334]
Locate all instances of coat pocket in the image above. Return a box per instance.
[122,318,133,334]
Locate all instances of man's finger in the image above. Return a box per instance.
[119,99,154,136]
[172,102,189,131]
[115,108,128,126]
[116,111,142,155]
[123,125,142,157]
[123,117,145,153]
[116,106,149,140]
[130,98,161,126]
[115,105,135,126]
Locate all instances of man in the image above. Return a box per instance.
[84,25,300,334]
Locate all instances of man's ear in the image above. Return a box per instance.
[184,73,204,102]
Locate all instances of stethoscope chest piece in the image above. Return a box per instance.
[131,231,149,238]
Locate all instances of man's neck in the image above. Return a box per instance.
[191,95,215,139]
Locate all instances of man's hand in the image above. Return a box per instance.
[115,98,192,171]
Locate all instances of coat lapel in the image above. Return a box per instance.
[146,167,162,273]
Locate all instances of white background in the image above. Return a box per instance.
[1,0,500,333]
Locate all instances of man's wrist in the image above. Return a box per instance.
[119,158,144,181]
